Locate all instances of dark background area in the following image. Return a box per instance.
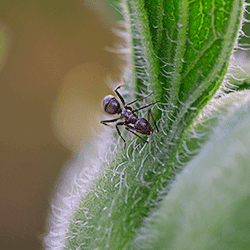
[0,0,124,249]
[0,1,249,249]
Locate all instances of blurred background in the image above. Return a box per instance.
[0,1,249,250]
[0,0,126,249]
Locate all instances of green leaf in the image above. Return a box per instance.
[129,0,243,128]
[132,93,250,250]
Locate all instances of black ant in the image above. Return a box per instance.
[100,85,159,149]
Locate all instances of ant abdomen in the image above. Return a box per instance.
[134,118,153,135]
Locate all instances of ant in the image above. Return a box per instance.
[100,85,159,149]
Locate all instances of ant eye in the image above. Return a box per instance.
[106,101,118,114]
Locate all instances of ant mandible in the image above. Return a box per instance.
[100,85,159,149]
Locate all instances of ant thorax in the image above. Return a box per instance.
[121,108,138,124]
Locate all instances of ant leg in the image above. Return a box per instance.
[147,109,159,132]
[114,85,125,106]
[100,117,121,127]
[133,101,159,112]
[125,125,148,143]
[116,121,127,149]
[125,91,154,107]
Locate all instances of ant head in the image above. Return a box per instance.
[102,95,122,115]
